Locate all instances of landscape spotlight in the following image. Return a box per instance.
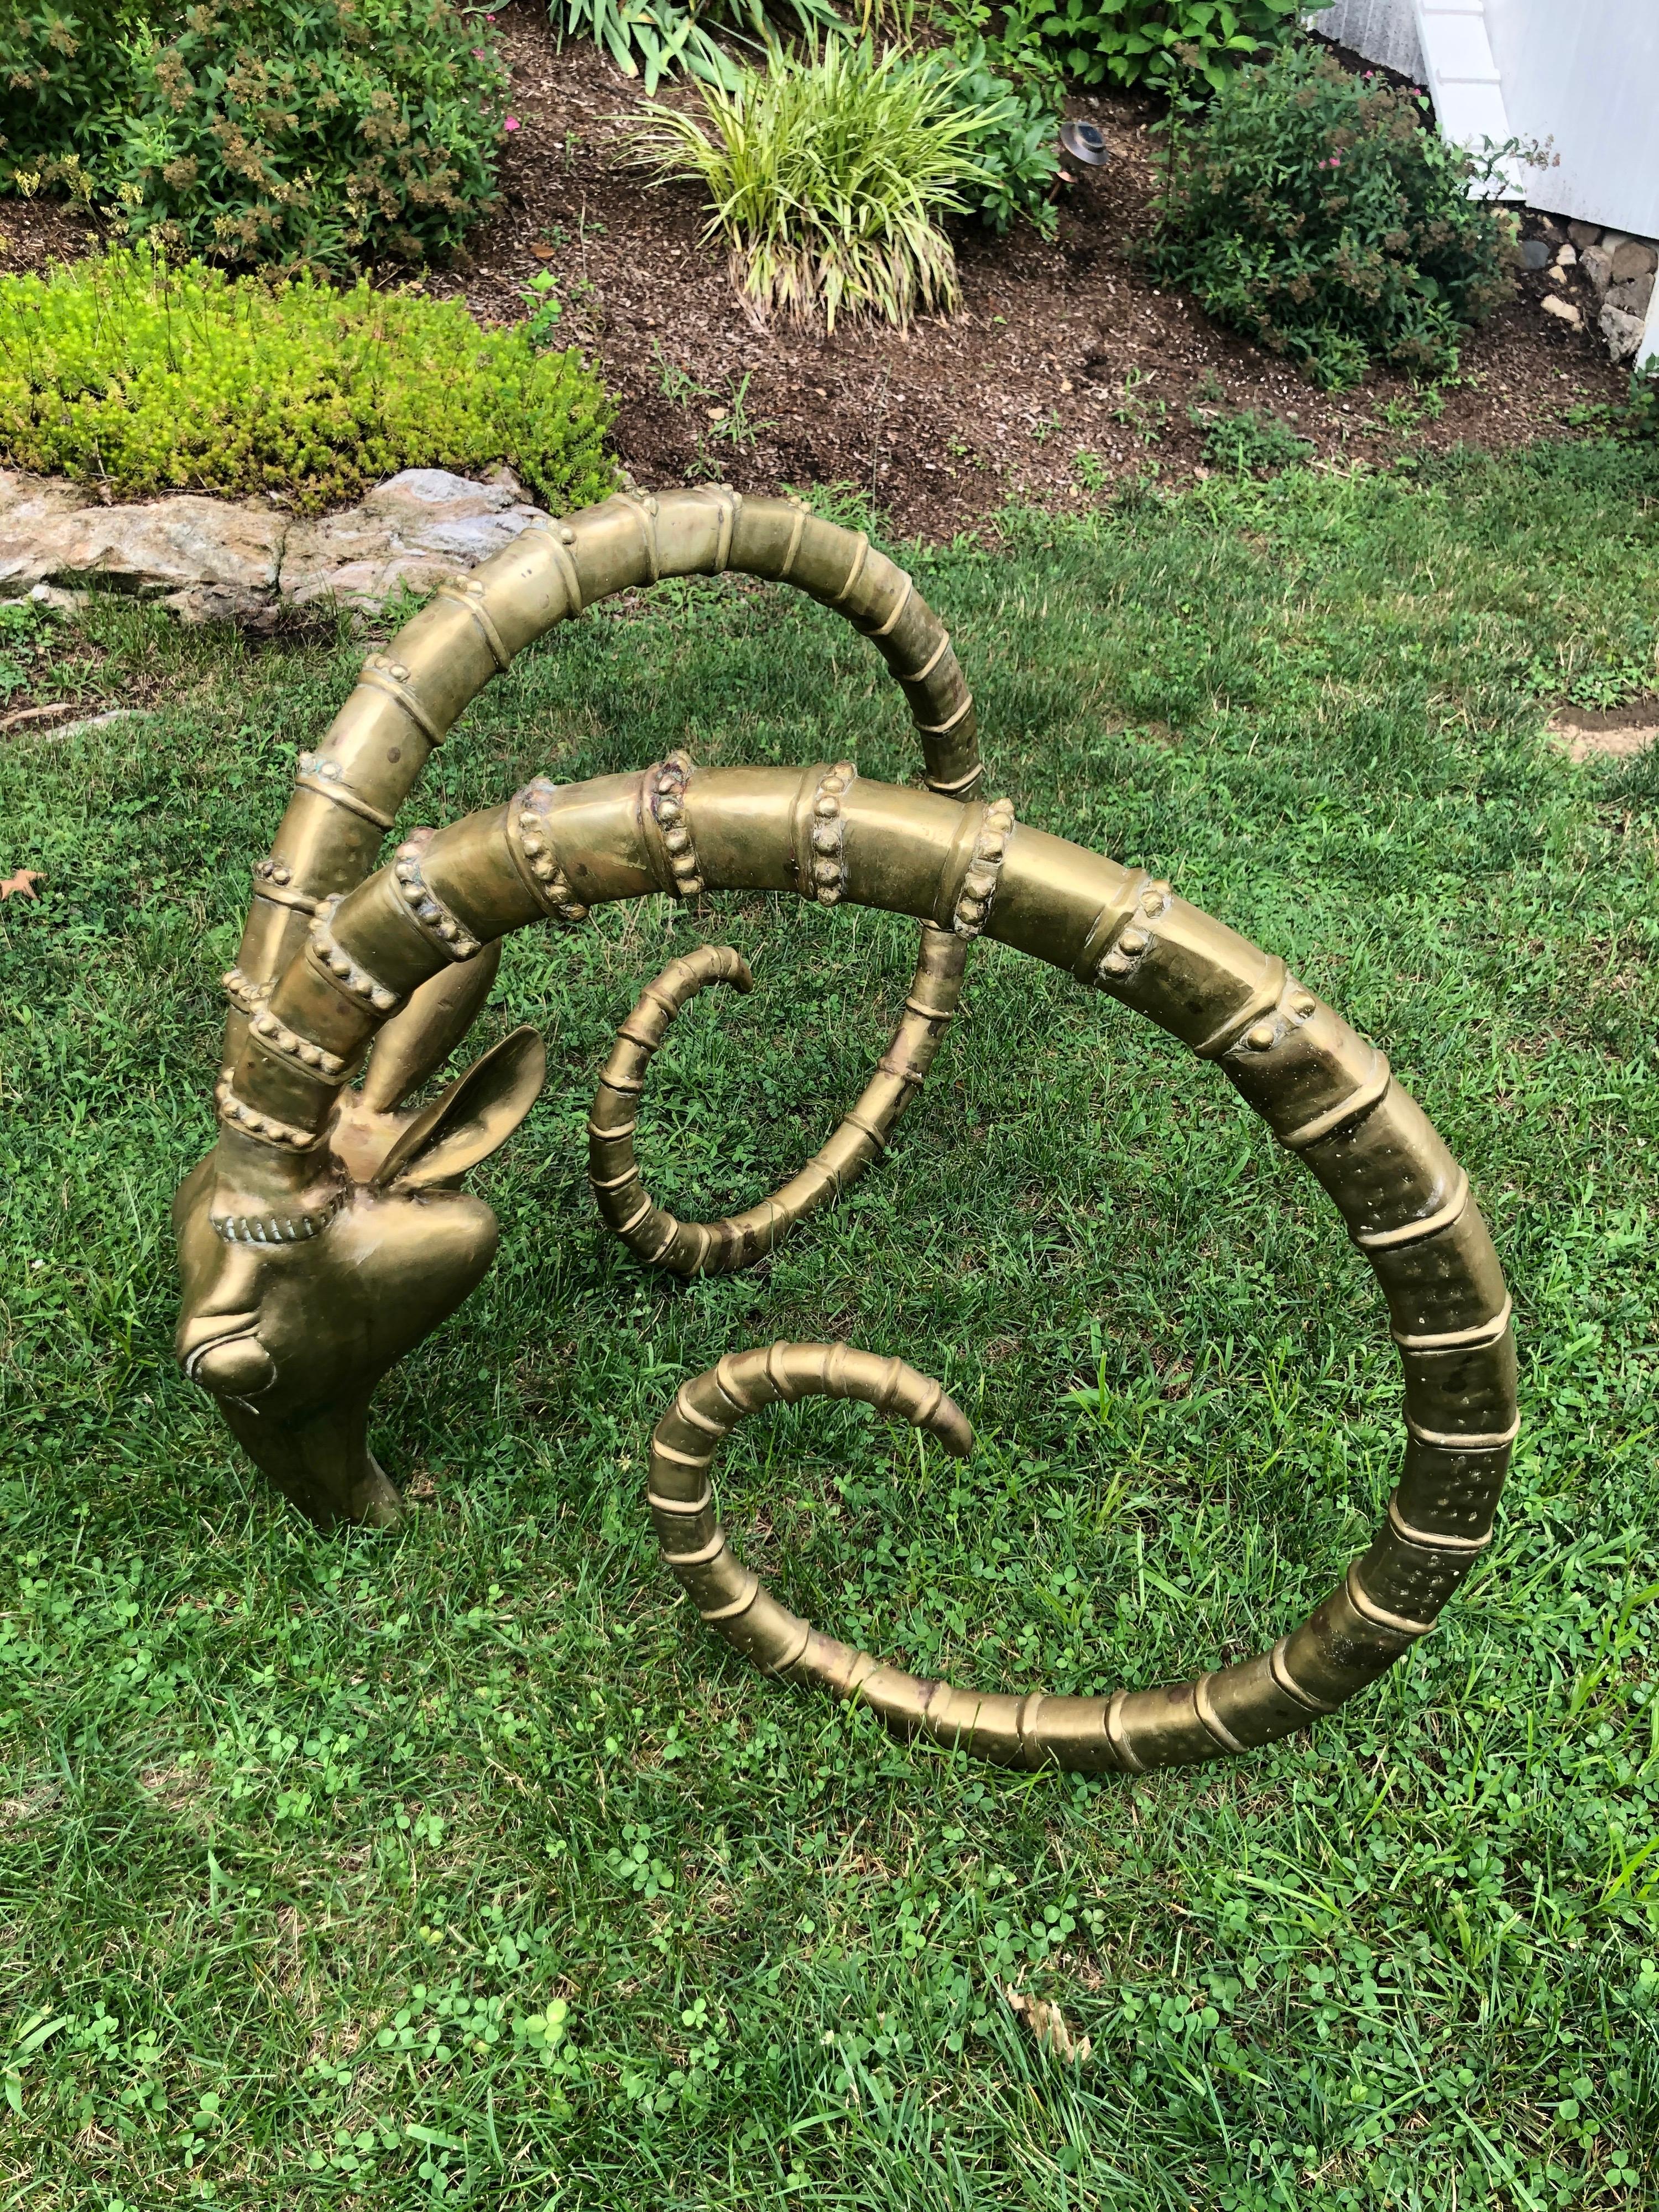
[1060,118,1109,166]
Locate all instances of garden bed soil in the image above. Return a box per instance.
[0,8,1634,538]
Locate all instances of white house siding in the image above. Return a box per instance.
[1483,0,1659,237]
[1305,1,1659,363]
[1306,0,1426,79]
[1308,2,1659,237]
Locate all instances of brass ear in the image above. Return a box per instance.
[372,1026,547,1192]
[359,943,503,1115]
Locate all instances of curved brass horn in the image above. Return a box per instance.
[588,921,968,1276]
[645,1340,1504,1772]
[179,740,1516,1769]
[219,489,981,1078]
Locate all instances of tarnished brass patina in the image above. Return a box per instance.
[175,487,1516,1768]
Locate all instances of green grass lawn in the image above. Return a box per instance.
[3,443,1658,2210]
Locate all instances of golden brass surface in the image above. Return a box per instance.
[174,487,1516,1770]
[588,922,968,1275]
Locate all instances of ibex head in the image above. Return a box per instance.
[174,947,545,1527]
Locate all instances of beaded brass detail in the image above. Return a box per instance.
[806,761,855,906]
[950,797,1016,940]
[392,833,483,962]
[214,1076,325,1151]
[1094,878,1172,986]
[434,577,512,674]
[508,778,591,924]
[252,854,319,914]
[211,1191,345,1245]
[359,655,442,748]
[622,491,662,582]
[222,965,272,1017]
[247,1009,350,1083]
[645,752,704,900]
[307,900,402,1015]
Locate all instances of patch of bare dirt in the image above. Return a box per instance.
[0,7,1634,538]
[1548,698,1659,763]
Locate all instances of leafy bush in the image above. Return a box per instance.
[0,248,617,510]
[0,0,148,175]
[552,0,840,92]
[1029,0,1298,93]
[1145,42,1513,387]
[1,0,507,270]
[933,35,1062,239]
[1626,359,1659,441]
[635,41,1003,331]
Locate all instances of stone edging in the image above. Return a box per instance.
[0,467,553,628]
[1527,220,1658,363]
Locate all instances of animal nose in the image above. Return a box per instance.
[191,1333,279,1398]
[178,1309,276,1397]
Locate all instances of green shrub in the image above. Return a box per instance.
[1029,0,1298,92]
[1191,403,1312,472]
[1,0,507,270]
[933,34,1062,239]
[1145,42,1513,387]
[0,248,617,510]
[0,0,148,176]
[1626,359,1659,440]
[634,40,1003,331]
[552,0,841,92]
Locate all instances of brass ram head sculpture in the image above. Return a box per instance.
[175,489,1516,1775]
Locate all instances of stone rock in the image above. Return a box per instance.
[1610,237,1659,284]
[279,469,545,611]
[1554,242,1578,267]
[0,473,99,591]
[1519,237,1552,271]
[0,466,563,623]
[0,471,285,613]
[1608,272,1656,322]
[1542,294,1583,329]
[1567,220,1601,251]
[1599,301,1646,361]
[1536,214,1564,243]
[1580,244,1616,298]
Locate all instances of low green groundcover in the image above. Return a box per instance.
[0,248,616,512]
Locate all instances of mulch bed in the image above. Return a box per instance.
[0,7,1634,538]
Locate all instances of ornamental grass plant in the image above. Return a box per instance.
[633,40,1003,331]
[1145,41,1513,388]
[0,248,616,510]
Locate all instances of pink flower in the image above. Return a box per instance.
[473,45,486,55]
[504,114,519,130]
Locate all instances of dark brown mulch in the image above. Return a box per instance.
[0,8,1634,538]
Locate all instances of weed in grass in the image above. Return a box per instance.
[1191,404,1314,476]
[2,442,1658,2205]
[1110,366,1166,445]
